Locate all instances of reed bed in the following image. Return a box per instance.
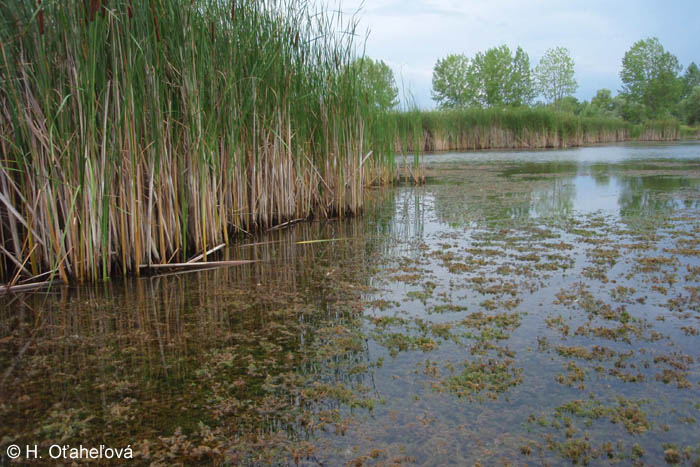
[0,0,394,282]
[629,119,681,141]
[391,108,683,153]
[680,125,700,140]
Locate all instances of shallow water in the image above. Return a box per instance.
[1,142,699,465]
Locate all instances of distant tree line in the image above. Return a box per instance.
[431,45,576,111]
[428,37,698,125]
[431,45,537,108]
[353,37,698,126]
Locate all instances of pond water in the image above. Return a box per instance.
[1,142,699,465]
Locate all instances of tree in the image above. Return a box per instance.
[472,46,512,107]
[535,47,578,108]
[432,46,534,109]
[591,89,614,112]
[582,88,622,118]
[471,45,534,107]
[431,53,474,109]
[352,57,399,112]
[510,46,536,106]
[682,62,700,98]
[554,96,581,114]
[619,37,682,120]
[616,95,645,123]
[681,86,700,125]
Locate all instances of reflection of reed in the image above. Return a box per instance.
[0,200,397,449]
[391,187,427,255]
[530,178,576,218]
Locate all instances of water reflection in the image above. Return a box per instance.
[530,177,576,218]
[0,214,394,463]
[617,176,699,217]
[428,143,700,226]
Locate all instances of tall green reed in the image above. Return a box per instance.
[0,0,393,281]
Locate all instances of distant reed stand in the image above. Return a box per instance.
[391,108,682,153]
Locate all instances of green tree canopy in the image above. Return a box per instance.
[352,57,399,112]
[591,89,614,112]
[681,86,700,125]
[431,53,474,109]
[471,45,534,107]
[432,47,534,109]
[619,37,682,120]
[682,62,700,98]
[510,47,536,106]
[535,47,578,108]
[554,96,581,114]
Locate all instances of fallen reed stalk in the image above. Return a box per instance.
[0,280,64,295]
[187,243,227,264]
[139,260,257,273]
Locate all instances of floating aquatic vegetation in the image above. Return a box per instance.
[436,358,523,401]
[2,144,699,465]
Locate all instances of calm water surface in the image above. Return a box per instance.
[1,142,699,465]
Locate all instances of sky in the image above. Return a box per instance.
[316,0,700,109]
